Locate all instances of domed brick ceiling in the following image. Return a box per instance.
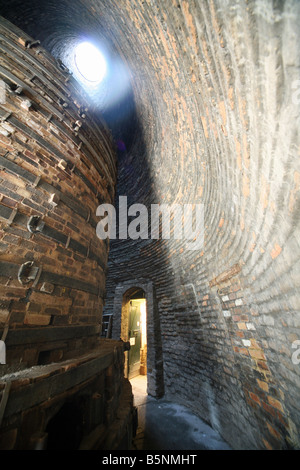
[1,0,300,450]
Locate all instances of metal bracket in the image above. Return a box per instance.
[86,241,91,259]
[1,112,11,122]
[21,99,33,111]
[32,265,43,288]
[78,106,88,119]
[14,86,23,95]
[65,234,71,249]
[58,98,68,109]
[26,40,41,49]
[27,215,45,234]
[86,208,91,223]
[7,209,17,227]
[32,175,41,188]
[17,261,40,285]
[57,59,70,73]
[1,325,9,343]
[73,120,82,133]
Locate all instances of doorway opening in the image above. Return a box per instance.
[128,294,147,380]
[112,280,164,398]
[121,288,147,381]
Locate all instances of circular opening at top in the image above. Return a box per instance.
[74,41,107,83]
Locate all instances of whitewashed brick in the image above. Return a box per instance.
[223,310,231,317]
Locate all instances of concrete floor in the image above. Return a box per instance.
[130,375,231,451]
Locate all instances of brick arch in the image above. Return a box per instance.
[111,280,164,398]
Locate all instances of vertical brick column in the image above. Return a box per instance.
[0,16,116,370]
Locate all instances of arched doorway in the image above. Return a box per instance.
[122,288,147,380]
[112,280,164,398]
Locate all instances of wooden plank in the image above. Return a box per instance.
[0,381,12,426]
[1,325,101,346]
[2,351,113,418]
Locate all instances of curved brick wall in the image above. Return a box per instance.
[0,17,138,452]
[0,16,116,371]
[1,0,300,450]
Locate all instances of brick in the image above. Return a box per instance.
[249,391,260,404]
[0,196,18,208]
[267,396,284,413]
[30,291,72,308]
[0,306,10,323]
[235,347,249,356]
[0,428,18,450]
[240,315,249,321]
[262,401,276,417]
[249,349,266,361]
[44,307,64,315]
[271,244,282,259]
[262,439,273,450]
[40,282,55,294]
[24,313,52,326]
[256,361,270,373]
[257,379,269,392]
[267,423,281,440]
[236,331,244,338]
[223,310,231,318]
[18,37,28,47]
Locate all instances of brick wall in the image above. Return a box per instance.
[0,16,116,371]
[102,0,300,450]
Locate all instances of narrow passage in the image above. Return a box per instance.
[130,375,231,450]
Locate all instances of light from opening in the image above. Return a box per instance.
[74,42,107,83]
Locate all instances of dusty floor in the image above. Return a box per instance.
[130,375,231,451]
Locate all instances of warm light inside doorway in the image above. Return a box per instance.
[139,299,147,349]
